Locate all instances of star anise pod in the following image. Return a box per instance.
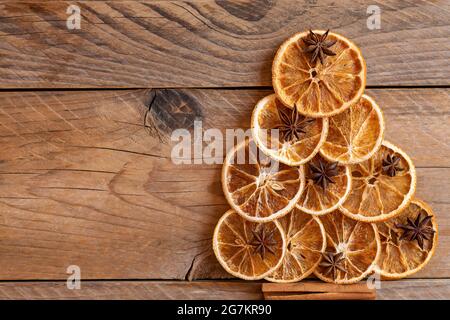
[309,159,339,190]
[382,154,403,177]
[395,212,435,250]
[274,102,314,143]
[250,226,278,260]
[302,29,337,65]
[319,252,347,278]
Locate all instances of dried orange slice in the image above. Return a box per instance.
[320,94,385,164]
[251,93,328,166]
[272,29,366,117]
[296,154,351,215]
[213,209,286,280]
[222,139,305,222]
[340,141,416,222]
[314,210,381,284]
[375,199,438,280]
[265,207,326,282]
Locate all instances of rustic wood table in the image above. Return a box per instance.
[0,0,449,300]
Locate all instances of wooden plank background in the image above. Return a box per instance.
[0,0,449,299]
[0,0,449,88]
[0,88,448,281]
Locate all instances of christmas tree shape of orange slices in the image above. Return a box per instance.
[314,210,381,284]
[272,30,366,117]
[212,29,438,286]
[297,154,352,215]
[340,141,416,222]
[375,199,438,280]
[251,94,328,166]
[222,139,305,222]
[213,210,286,280]
[320,94,385,164]
[266,207,326,282]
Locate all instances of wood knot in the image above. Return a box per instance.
[144,89,203,142]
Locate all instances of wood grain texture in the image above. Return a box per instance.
[0,88,449,280]
[0,279,448,300]
[0,0,449,88]
[0,281,263,300]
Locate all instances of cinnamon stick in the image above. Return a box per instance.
[262,281,376,300]
[262,282,372,293]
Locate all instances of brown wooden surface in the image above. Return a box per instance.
[0,0,449,300]
[0,279,448,300]
[0,88,448,281]
[0,0,449,88]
